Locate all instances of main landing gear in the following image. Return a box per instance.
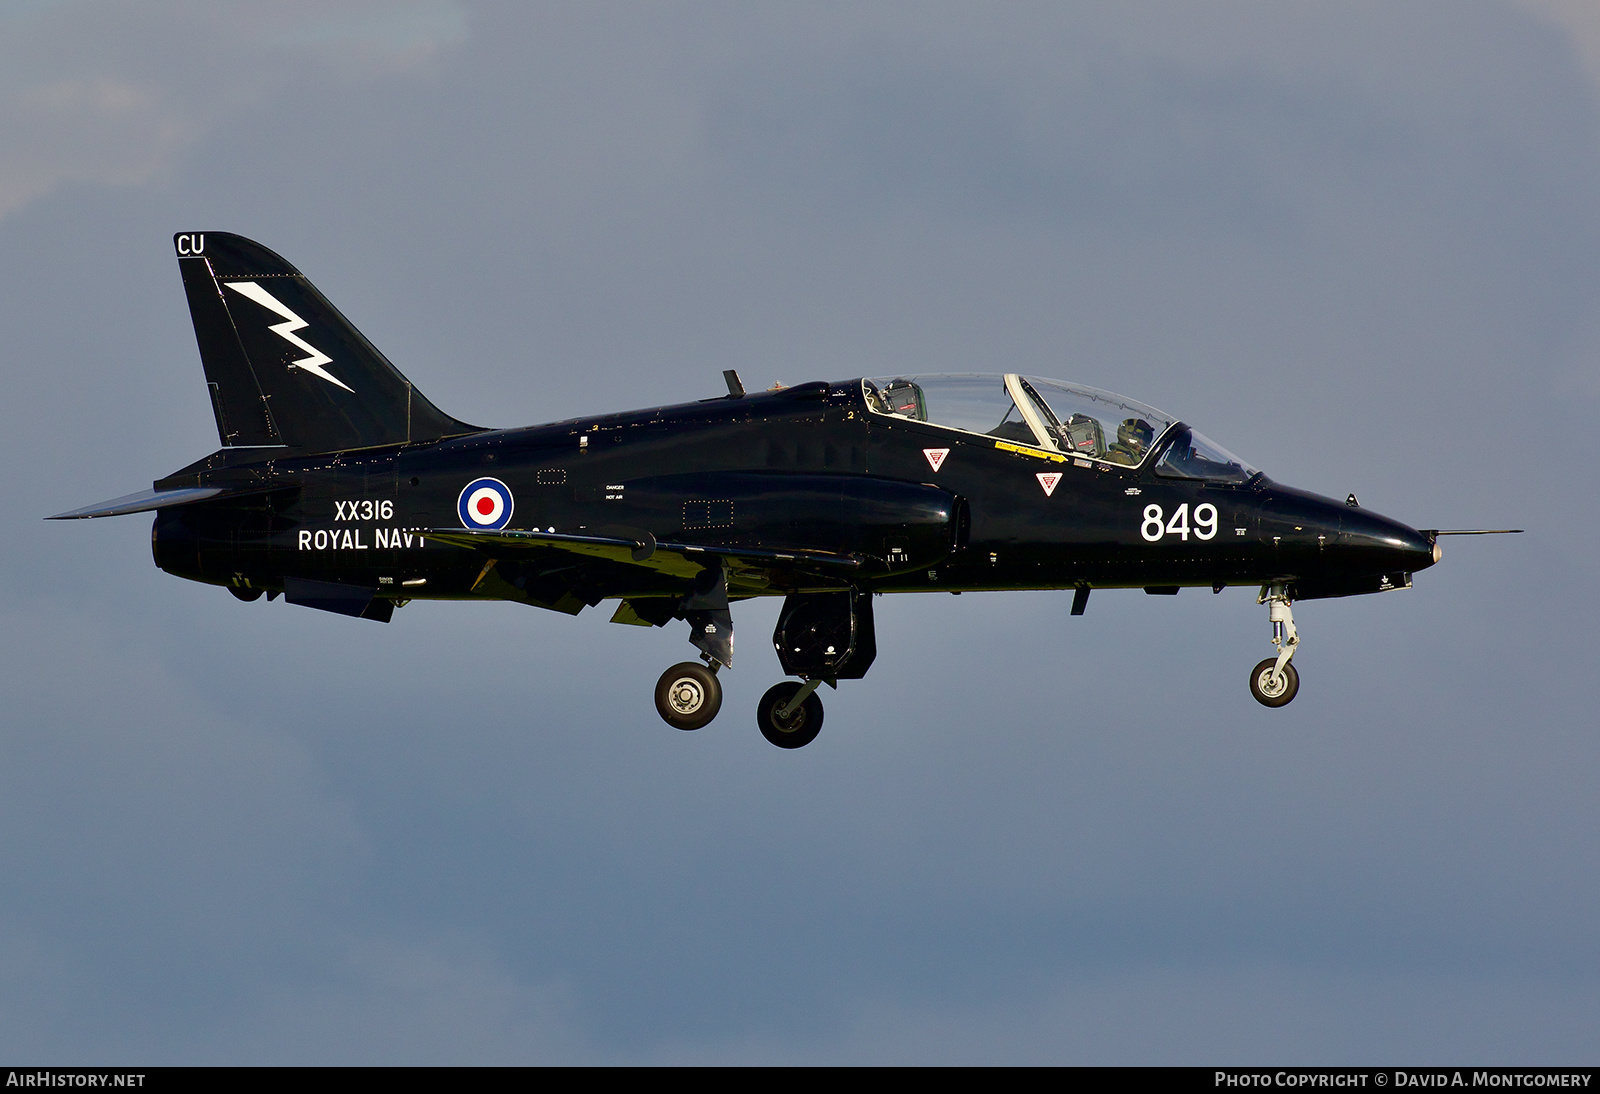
[1250,583,1300,707]
[655,661,722,730]
[756,680,825,748]
[651,661,828,746]
[652,562,733,730]
[649,585,874,749]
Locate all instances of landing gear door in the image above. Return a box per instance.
[773,590,877,681]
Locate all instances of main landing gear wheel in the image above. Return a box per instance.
[1249,658,1300,707]
[757,682,823,749]
[655,662,723,730]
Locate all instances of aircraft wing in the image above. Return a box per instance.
[422,527,861,588]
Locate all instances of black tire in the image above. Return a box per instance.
[1249,658,1300,708]
[757,682,823,749]
[655,662,722,730]
[228,586,264,602]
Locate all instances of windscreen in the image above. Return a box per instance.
[1154,427,1259,483]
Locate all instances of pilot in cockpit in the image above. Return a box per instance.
[1105,418,1154,465]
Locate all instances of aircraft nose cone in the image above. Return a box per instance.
[1339,507,1437,572]
[1260,484,1435,575]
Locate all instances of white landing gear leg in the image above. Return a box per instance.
[1250,583,1301,708]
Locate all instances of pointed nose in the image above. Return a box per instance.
[1261,484,1437,574]
[1340,507,1437,572]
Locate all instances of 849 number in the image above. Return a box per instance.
[1140,502,1218,542]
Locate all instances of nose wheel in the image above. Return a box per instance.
[1250,584,1301,707]
[654,661,723,730]
[1249,658,1299,707]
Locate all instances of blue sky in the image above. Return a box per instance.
[0,0,1595,1062]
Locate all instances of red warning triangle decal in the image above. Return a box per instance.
[923,448,949,472]
[1036,472,1062,496]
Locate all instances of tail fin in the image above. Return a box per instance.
[174,232,480,451]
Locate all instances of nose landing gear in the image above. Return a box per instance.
[1250,584,1300,707]
[1249,656,1299,706]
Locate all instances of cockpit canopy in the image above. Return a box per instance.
[862,374,1258,482]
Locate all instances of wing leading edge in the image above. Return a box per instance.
[423,527,861,588]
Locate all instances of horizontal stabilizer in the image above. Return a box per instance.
[48,482,283,520]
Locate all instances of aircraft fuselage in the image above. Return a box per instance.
[150,379,1435,606]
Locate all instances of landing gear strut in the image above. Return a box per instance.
[652,561,732,730]
[654,661,722,730]
[1250,583,1300,707]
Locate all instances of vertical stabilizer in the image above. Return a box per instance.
[173,232,479,452]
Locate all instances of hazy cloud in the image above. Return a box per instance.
[0,1,465,218]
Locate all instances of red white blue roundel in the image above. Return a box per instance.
[458,477,514,530]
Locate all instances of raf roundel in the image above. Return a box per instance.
[457,477,515,531]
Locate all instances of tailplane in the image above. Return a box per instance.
[174,232,480,451]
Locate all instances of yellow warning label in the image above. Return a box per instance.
[994,441,1067,463]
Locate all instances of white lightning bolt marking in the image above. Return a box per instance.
[224,281,353,393]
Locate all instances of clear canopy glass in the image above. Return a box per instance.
[863,373,1179,468]
[864,375,1024,438]
[1153,427,1259,483]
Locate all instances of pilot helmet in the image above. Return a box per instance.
[1118,418,1154,451]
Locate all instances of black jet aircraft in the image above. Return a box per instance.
[53,232,1515,747]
